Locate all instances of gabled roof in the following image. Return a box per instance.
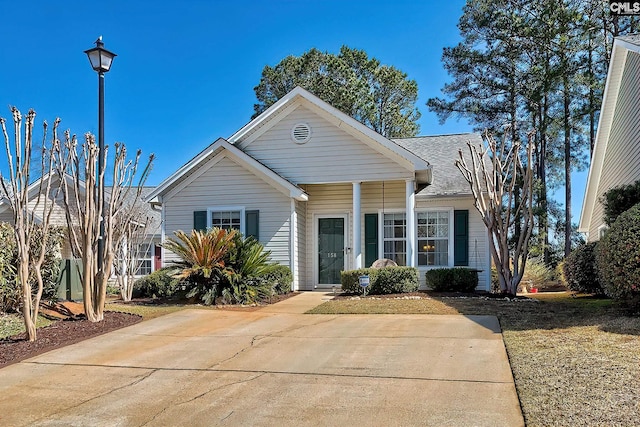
[394,133,482,197]
[579,35,640,232]
[146,137,309,202]
[0,172,82,215]
[228,86,432,185]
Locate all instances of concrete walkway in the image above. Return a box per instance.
[0,292,523,426]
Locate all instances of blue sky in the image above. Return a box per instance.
[0,0,586,222]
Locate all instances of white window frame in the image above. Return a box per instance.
[416,208,454,268]
[378,210,408,266]
[598,224,608,240]
[208,206,245,235]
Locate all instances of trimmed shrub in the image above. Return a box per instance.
[563,242,603,294]
[372,267,419,294]
[601,180,640,226]
[133,268,182,298]
[259,264,293,295]
[340,267,418,295]
[595,203,640,305]
[425,268,478,293]
[341,268,378,294]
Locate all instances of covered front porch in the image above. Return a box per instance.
[294,180,419,290]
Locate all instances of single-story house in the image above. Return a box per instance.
[0,174,162,276]
[579,34,640,241]
[148,86,491,291]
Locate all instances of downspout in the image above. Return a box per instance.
[151,196,164,268]
[290,199,297,291]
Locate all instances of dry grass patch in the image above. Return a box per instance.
[309,292,640,427]
[0,313,53,340]
[106,302,187,320]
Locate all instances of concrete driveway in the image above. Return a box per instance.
[0,293,524,426]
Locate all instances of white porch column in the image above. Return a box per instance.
[405,179,416,267]
[353,181,362,269]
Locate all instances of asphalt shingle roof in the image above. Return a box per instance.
[618,33,640,47]
[393,133,483,197]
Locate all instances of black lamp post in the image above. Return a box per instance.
[84,36,116,277]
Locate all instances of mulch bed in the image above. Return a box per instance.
[0,312,141,369]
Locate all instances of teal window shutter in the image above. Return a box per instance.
[245,210,259,239]
[193,211,207,231]
[454,210,469,266]
[364,213,378,268]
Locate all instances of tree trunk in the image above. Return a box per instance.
[564,79,572,257]
[19,260,37,341]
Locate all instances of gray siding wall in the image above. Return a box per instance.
[590,50,640,240]
[239,104,413,184]
[0,210,13,224]
[162,155,292,266]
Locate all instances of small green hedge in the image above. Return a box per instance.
[133,268,182,298]
[260,264,293,295]
[425,268,478,293]
[563,242,603,294]
[340,267,419,295]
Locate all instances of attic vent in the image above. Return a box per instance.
[291,122,311,144]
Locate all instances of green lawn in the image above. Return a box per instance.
[309,292,640,427]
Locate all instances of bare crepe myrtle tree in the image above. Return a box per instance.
[456,129,535,295]
[57,133,154,322]
[0,108,61,341]
[112,204,159,302]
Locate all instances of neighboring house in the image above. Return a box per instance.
[147,87,491,291]
[579,34,640,242]
[0,174,161,277]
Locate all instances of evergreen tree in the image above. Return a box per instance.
[253,46,420,138]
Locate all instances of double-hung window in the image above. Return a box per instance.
[383,212,406,266]
[134,244,153,276]
[210,210,242,232]
[417,211,449,266]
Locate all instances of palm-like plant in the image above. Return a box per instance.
[227,235,273,278]
[221,235,275,304]
[162,228,237,305]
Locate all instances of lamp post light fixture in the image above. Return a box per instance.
[84,36,116,278]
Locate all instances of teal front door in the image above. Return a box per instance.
[318,217,345,285]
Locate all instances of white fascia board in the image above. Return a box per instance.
[148,137,308,203]
[228,86,431,174]
[228,89,303,144]
[294,90,431,171]
[222,147,309,201]
[579,41,629,232]
[146,137,228,201]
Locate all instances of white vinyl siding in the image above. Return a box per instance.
[294,200,307,290]
[162,155,292,266]
[301,182,407,288]
[239,104,413,184]
[589,50,640,240]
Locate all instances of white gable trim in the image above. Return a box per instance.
[235,101,302,147]
[148,138,308,203]
[579,39,640,232]
[228,87,431,180]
